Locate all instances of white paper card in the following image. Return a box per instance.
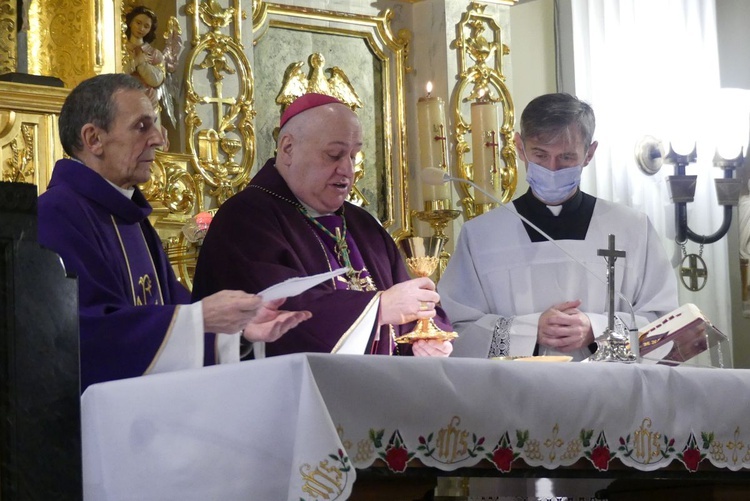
[259,268,348,301]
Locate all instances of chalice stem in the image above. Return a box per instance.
[416,318,431,335]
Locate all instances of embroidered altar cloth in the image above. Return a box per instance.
[81,354,750,500]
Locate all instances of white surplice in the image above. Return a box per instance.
[439,195,679,360]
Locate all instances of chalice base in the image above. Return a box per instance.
[394,318,459,344]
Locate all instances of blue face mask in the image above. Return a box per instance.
[525,161,582,205]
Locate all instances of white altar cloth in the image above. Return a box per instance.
[81,354,750,500]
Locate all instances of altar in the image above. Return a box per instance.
[81,353,750,500]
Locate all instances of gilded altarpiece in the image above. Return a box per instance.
[253,2,412,240]
[0,82,68,191]
[26,0,101,88]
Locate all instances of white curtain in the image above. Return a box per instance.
[561,0,733,365]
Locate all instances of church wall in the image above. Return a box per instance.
[715,0,750,367]
[508,0,556,199]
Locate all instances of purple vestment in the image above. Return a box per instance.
[192,159,452,357]
[38,159,217,391]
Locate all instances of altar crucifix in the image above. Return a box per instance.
[589,234,637,363]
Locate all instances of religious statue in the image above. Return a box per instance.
[123,5,183,128]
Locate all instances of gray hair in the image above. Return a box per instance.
[59,73,145,156]
[519,93,596,149]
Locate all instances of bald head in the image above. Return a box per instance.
[275,103,363,214]
[278,102,358,144]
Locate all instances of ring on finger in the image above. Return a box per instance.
[419,301,429,311]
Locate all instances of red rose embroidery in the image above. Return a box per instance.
[384,445,410,473]
[682,447,702,472]
[590,445,611,471]
[490,447,515,473]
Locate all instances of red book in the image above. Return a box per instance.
[638,303,727,365]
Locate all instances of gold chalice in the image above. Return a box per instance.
[395,236,458,344]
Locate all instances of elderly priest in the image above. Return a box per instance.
[38,74,311,392]
[192,93,453,358]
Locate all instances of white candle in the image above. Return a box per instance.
[417,82,450,204]
[471,100,502,204]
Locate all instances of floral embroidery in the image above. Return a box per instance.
[362,426,724,476]
[584,431,614,471]
[485,432,521,473]
[678,433,705,472]
[375,430,414,473]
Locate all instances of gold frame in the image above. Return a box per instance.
[252,2,412,240]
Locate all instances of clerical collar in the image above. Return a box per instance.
[299,200,341,218]
[526,188,584,216]
[514,188,595,242]
[546,204,563,216]
[105,179,136,200]
[71,157,135,199]
[299,202,331,218]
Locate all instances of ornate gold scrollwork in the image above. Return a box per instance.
[451,2,517,219]
[0,1,17,74]
[185,0,255,205]
[27,0,96,88]
[3,122,35,184]
[143,151,205,289]
[0,82,68,190]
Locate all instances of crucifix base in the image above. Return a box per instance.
[588,328,637,363]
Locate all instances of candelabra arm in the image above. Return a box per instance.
[676,168,740,244]
[678,204,733,245]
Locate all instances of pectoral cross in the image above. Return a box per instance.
[433,124,448,170]
[202,80,236,131]
[597,234,626,333]
[484,130,499,187]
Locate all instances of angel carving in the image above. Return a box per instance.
[123,6,184,128]
[276,53,362,112]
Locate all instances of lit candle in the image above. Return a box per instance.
[471,100,502,204]
[417,82,450,205]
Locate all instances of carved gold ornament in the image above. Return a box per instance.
[451,2,517,219]
[0,1,17,74]
[27,0,97,88]
[276,53,363,112]
[0,82,68,191]
[2,121,34,184]
[185,0,254,205]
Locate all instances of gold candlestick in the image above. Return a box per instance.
[395,237,458,344]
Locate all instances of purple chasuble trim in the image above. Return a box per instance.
[111,216,165,306]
